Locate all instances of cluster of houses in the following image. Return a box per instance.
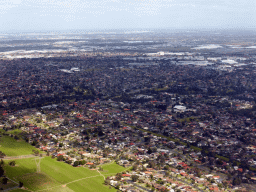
[2,95,255,191]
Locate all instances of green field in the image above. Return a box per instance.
[4,157,128,192]
[4,158,37,178]
[7,189,24,192]
[6,129,23,135]
[0,136,39,156]
[101,162,128,175]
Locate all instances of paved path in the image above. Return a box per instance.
[1,186,19,192]
[4,154,46,160]
[97,169,105,180]
[6,177,19,185]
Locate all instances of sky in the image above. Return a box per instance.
[0,0,255,32]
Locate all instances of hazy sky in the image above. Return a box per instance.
[0,0,255,31]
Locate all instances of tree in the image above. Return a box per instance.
[132,164,138,171]
[115,173,122,181]
[164,165,169,170]
[65,159,72,164]
[0,151,6,158]
[59,143,63,148]
[233,177,241,186]
[2,177,8,184]
[53,139,58,144]
[19,181,24,188]
[104,178,110,185]
[131,175,139,182]
[147,147,153,154]
[103,151,108,158]
[80,160,86,165]
[156,178,164,184]
[115,184,120,190]
[31,140,38,146]
[223,181,228,188]
[32,149,39,156]
[9,161,15,166]
[148,161,155,168]
[63,118,69,126]
[0,166,4,177]
[73,161,79,167]
[57,155,64,161]
[112,120,120,128]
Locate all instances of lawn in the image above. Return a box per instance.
[0,136,38,156]
[101,162,128,175]
[4,158,37,178]
[8,189,24,192]
[5,157,127,192]
[40,157,99,184]
[6,129,23,135]
[67,177,117,192]
[40,158,122,192]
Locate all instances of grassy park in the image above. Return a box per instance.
[4,156,127,192]
[0,136,39,156]
[0,134,128,191]
[101,162,128,175]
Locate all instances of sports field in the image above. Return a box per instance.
[5,157,127,192]
[0,136,39,156]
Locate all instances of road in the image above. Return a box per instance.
[186,158,227,182]
[171,176,204,192]
[126,180,153,192]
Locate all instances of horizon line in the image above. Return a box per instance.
[1,27,256,34]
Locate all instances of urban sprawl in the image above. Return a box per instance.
[0,30,256,192]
